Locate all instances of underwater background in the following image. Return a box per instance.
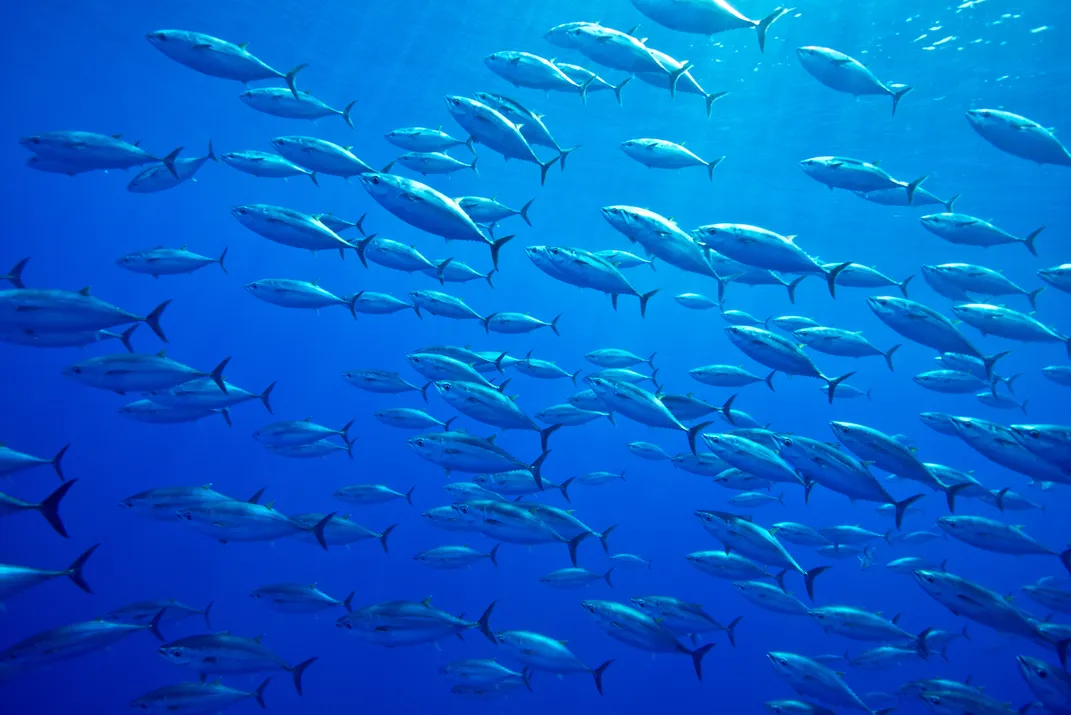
[2,0,1070,713]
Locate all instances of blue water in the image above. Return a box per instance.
[2,0,1070,712]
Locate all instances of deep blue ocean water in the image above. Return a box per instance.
[2,0,1070,712]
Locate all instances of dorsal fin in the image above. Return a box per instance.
[79,286,91,296]
[238,42,249,50]
[422,596,433,607]
[156,350,167,358]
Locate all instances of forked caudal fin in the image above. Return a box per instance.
[289,656,318,696]
[308,512,336,551]
[756,7,792,53]
[891,85,914,116]
[66,542,99,594]
[592,659,614,695]
[804,565,830,602]
[825,262,852,298]
[821,372,855,404]
[613,76,632,105]
[38,478,77,538]
[539,423,563,452]
[687,421,713,455]
[893,493,926,530]
[638,289,659,318]
[477,600,497,643]
[944,483,973,514]
[489,235,514,270]
[690,643,716,680]
[567,532,591,566]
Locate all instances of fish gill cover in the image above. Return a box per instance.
[1,0,1070,713]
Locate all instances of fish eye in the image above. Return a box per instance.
[926,576,935,583]
[550,248,559,255]
[345,621,353,630]
[1039,668,1049,679]
[443,384,451,391]
[71,367,82,374]
[415,439,424,447]
[459,505,468,513]
[946,520,957,528]
[371,176,379,185]
[452,99,461,106]
[778,658,787,666]
[1029,429,1040,439]
[782,438,792,446]
[170,648,182,657]
[238,208,247,215]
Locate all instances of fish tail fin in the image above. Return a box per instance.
[891,84,914,116]
[822,372,855,404]
[342,592,354,613]
[290,656,317,696]
[479,312,495,335]
[578,75,596,105]
[687,421,713,455]
[558,146,580,172]
[982,350,1011,382]
[720,394,738,425]
[1027,287,1044,312]
[38,479,76,538]
[945,193,961,212]
[567,532,591,566]
[647,351,658,369]
[804,479,815,505]
[50,443,70,482]
[599,524,617,554]
[825,262,852,298]
[254,678,271,709]
[490,234,514,270]
[690,643,716,680]
[604,567,614,588]
[804,565,831,602]
[540,423,563,452]
[530,450,550,491]
[160,147,183,178]
[521,667,533,693]
[639,288,659,318]
[726,616,743,648]
[258,381,277,414]
[898,274,914,297]
[667,61,694,99]
[550,313,562,337]
[442,417,456,432]
[593,659,614,695]
[1023,226,1044,256]
[884,344,901,372]
[342,100,356,129]
[284,63,309,99]
[147,608,166,642]
[704,91,729,118]
[559,477,575,504]
[1060,548,1071,577]
[469,155,479,176]
[311,512,335,551]
[202,600,214,629]
[706,156,726,181]
[215,246,229,274]
[756,6,791,52]
[915,627,933,658]
[764,370,777,391]
[378,523,398,554]
[66,542,99,594]
[4,256,29,288]
[906,174,928,204]
[1020,398,1030,416]
[208,356,231,392]
[519,198,534,227]
[488,544,500,567]
[419,381,432,404]
[994,486,1010,512]
[613,75,632,105]
[144,299,171,343]
[538,157,558,185]
[483,268,496,288]
[775,570,788,593]
[204,139,216,162]
[944,483,972,514]
[786,274,808,304]
[477,600,497,643]
[894,494,926,529]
